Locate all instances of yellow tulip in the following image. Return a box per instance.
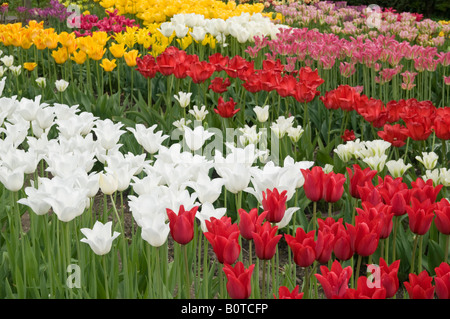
[71,50,87,65]
[176,34,193,50]
[58,32,76,49]
[88,46,106,61]
[44,33,59,49]
[23,62,38,71]
[100,58,117,72]
[109,42,126,58]
[123,49,140,67]
[52,47,69,64]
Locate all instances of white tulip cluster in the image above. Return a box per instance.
[157,12,289,45]
[1,83,313,253]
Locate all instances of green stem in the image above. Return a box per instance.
[410,235,420,274]
[102,255,109,299]
[183,244,190,299]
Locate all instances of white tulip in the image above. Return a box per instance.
[80,221,120,255]
[416,152,439,170]
[253,105,269,123]
[55,79,69,92]
[386,158,412,178]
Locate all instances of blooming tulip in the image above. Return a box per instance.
[274,285,304,299]
[404,270,435,299]
[434,262,450,299]
[54,79,69,92]
[435,198,450,235]
[214,96,240,118]
[252,221,282,260]
[204,216,241,265]
[238,208,267,240]
[167,205,198,245]
[378,258,401,298]
[262,188,287,224]
[285,227,316,267]
[80,221,120,255]
[223,261,255,299]
[314,260,353,299]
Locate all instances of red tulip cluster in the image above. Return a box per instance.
[301,166,347,203]
[320,84,450,142]
[134,46,324,108]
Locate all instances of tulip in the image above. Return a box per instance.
[404,270,435,299]
[406,198,435,235]
[188,105,209,121]
[332,224,354,261]
[262,188,287,224]
[23,62,37,71]
[252,221,282,260]
[80,221,120,255]
[337,276,386,299]
[301,166,325,202]
[183,125,214,152]
[71,50,87,65]
[415,152,439,170]
[209,77,231,93]
[99,171,119,195]
[253,105,269,123]
[109,42,126,58]
[322,171,346,203]
[223,261,255,299]
[379,258,401,298]
[314,260,353,299]
[140,214,170,247]
[55,79,69,92]
[100,58,117,72]
[238,208,268,240]
[434,262,450,299]
[214,96,240,118]
[166,205,198,245]
[284,227,316,268]
[173,91,192,108]
[274,285,304,299]
[435,198,450,235]
[346,164,378,199]
[204,216,241,265]
[35,77,46,88]
[136,55,158,79]
[123,49,140,67]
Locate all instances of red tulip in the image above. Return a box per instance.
[404,270,435,299]
[252,221,282,260]
[214,96,240,118]
[284,227,316,267]
[377,123,409,147]
[173,53,198,79]
[346,218,381,257]
[301,166,325,202]
[204,216,241,265]
[186,60,216,84]
[433,107,450,140]
[341,129,356,142]
[136,55,158,78]
[224,55,249,78]
[208,52,229,72]
[166,205,198,245]
[322,171,346,203]
[357,182,382,206]
[406,198,435,235]
[273,285,304,299]
[275,74,298,98]
[314,229,335,264]
[237,208,267,240]
[356,201,394,239]
[156,50,177,76]
[379,258,401,298]
[434,262,450,299]
[346,164,378,199]
[314,260,352,299]
[410,177,443,204]
[404,116,433,141]
[223,261,255,299]
[261,188,287,224]
[337,276,386,299]
[332,223,354,261]
[435,198,450,235]
[298,66,325,91]
[208,77,231,93]
[356,96,388,128]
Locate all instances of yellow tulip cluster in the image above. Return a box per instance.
[95,0,270,25]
